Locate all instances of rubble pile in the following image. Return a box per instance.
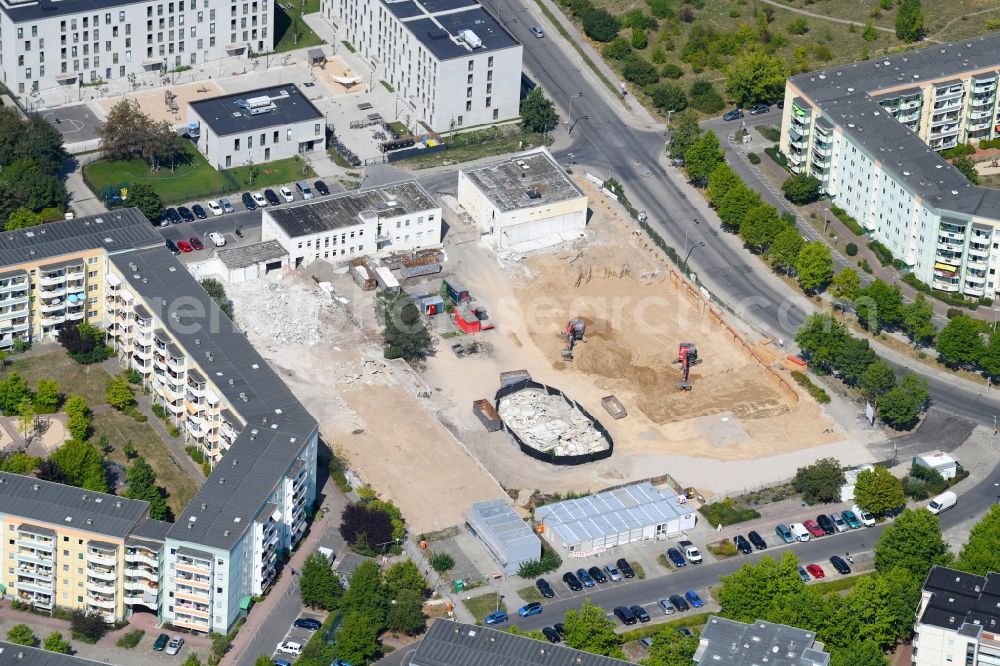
[229,275,335,346]
[498,387,609,457]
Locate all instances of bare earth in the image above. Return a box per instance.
[94,80,223,124]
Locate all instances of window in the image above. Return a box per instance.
[225,155,231,167]
[119,10,125,21]
[493,109,499,120]
[467,59,473,71]
[485,97,491,108]
[488,56,493,67]
[234,138,240,151]
[466,86,472,98]
[466,101,471,111]
[314,123,321,135]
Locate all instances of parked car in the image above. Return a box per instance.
[630,605,650,623]
[777,99,785,109]
[657,598,676,615]
[293,618,322,631]
[313,180,330,195]
[685,590,704,608]
[274,660,292,666]
[562,571,583,591]
[207,200,223,216]
[733,535,752,555]
[153,633,169,651]
[275,641,302,656]
[531,25,544,38]
[191,203,207,219]
[536,578,555,598]
[604,564,622,582]
[587,566,607,584]
[330,661,353,666]
[251,192,268,207]
[189,236,204,250]
[830,512,849,533]
[829,555,852,575]
[668,594,689,612]
[803,519,825,538]
[617,558,635,578]
[805,564,826,579]
[208,231,226,247]
[165,207,181,223]
[220,197,234,213]
[842,510,863,529]
[553,623,566,637]
[280,186,295,202]
[749,103,769,115]
[723,109,744,121]
[775,523,795,544]
[797,566,811,582]
[541,627,561,643]
[484,610,508,625]
[576,568,595,588]
[177,240,193,253]
[677,627,694,638]
[667,547,687,567]
[264,189,281,206]
[639,636,653,650]
[297,181,314,199]
[242,192,257,210]
[165,239,180,255]
[518,602,543,617]
[165,636,184,655]
[747,530,767,550]
[613,606,637,625]
[177,206,194,222]
[816,514,836,535]
[852,504,876,527]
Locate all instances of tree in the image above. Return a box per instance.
[180,655,203,666]
[50,438,108,492]
[631,26,647,49]
[519,87,558,133]
[937,314,984,368]
[853,466,904,517]
[875,508,949,578]
[647,83,687,112]
[336,611,381,666]
[645,624,699,665]
[562,601,625,658]
[299,551,342,610]
[854,279,903,334]
[689,79,725,114]
[65,395,92,441]
[707,163,740,205]
[717,551,805,623]
[955,505,1000,575]
[97,100,185,169]
[739,203,783,252]
[848,566,920,648]
[70,609,108,642]
[979,330,1000,378]
[901,293,935,346]
[0,450,40,473]
[4,207,43,231]
[384,559,427,598]
[859,360,896,404]
[582,9,619,42]
[34,378,61,413]
[830,640,888,666]
[781,174,821,204]
[6,624,35,646]
[376,291,434,361]
[43,631,71,654]
[667,109,701,160]
[254,657,274,666]
[621,56,659,86]
[830,268,861,306]
[123,456,171,521]
[123,440,138,460]
[22,112,68,176]
[386,588,426,635]
[18,397,36,439]
[796,313,850,372]
[770,228,804,273]
[0,370,32,414]
[341,561,389,632]
[0,158,68,219]
[795,241,833,293]
[58,322,112,364]
[953,156,980,184]
[340,503,394,555]
[896,0,924,42]
[792,457,845,504]
[106,376,136,411]
[684,130,724,186]
[127,182,164,224]
[716,184,760,230]
[725,48,787,107]
[879,374,928,430]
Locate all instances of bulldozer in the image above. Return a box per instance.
[561,318,586,361]
[673,342,701,391]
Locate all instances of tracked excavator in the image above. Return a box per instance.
[561,318,586,361]
[673,342,701,391]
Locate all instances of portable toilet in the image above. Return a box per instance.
[420,294,444,316]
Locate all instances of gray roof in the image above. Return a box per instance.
[0,208,161,268]
[411,620,631,665]
[467,499,540,558]
[0,472,148,539]
[109,247,317,551]
[694,617,830,666]
[265,180,437,238]
[384,0,520,60]
[462,148,585,213]
[128,517,172,544]
[189,85,323,137]
[920,566,1000,635]
[0,0,140,23]
[216,240,288,269]
[0,642,112,666]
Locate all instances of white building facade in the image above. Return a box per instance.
[914,567,1000,666]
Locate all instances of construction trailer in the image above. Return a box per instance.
[375,266,401,292]
[454,304,481,333]
[419,294,445,315]
[444,278,470,305]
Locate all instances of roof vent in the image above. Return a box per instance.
[195,339,200,345]
[116,501,121,507]
[86,519,92,525]
[223,530,230,537]
[239,392,248,402]
[251,363,259,369]
[234,516,241,523]
[847,87,854,92]
[233,458,239,466]
[884,60,890,66]
[201,503,207,510]
[228,378,234,385]
[64,516,72,522]
[219,477,225,484]
[32,483,38,490]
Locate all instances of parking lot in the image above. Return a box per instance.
[271,610,325,660]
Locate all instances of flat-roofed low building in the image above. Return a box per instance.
[194,240,289,284]
[466,499,540,576]
[694,616,830,665]
[0,642,111,666]
[458,147,587,250]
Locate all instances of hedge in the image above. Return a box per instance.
[791,371,831,404]
[829,205,864,236]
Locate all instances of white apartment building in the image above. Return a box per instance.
[780,32,1000,301]
[320,0,522,132]
[188,84,326,170]
[0,0,272,97]
[913,566,1000,666]
[261,180,441,268]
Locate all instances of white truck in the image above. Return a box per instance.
[852,504,876,527]
[927,491,957,515]
[678,540,702,564]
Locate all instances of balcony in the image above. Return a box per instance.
[0,279,28,292]
[176,559,211,574]
[16,536,54,550]
[39,314,66,327]
[86,579,117,594]
[86,595,117,610]
[88,566,117,581]
[172,617,210,632]
[125,551,159,569]
[965,285,985,297]
[18,592,53,609]
[66,310,85,321]
[39,273,68,287]
[87,551,117,567]
[17,579,54,594]
[933,278,961,292]
[167,356,186,373]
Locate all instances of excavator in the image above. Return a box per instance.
[673,342,701,391]
[561,318,586,361]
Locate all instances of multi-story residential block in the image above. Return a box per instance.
[694,616,830,665]
[188,84,326,170]
[261,180,441,267]
[321,0,522,132]
[913,566,1000,666]
[0,0,272,97]
[779,32,1000,301]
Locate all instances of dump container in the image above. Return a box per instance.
[401,263,442,279]
[601,395,627,419]
[444,278,470,305]
[500,370,531,387]
[473,399,502,432]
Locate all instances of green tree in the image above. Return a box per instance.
[861,23,879,42]
[901,293,936,346]
[781,174,821,204]
[879,374,928,430]
[667,109,701,160]
[200,278,233,319]
[6,624,35,646]
[853,466,904,517]
[895,0,924,42]
[953,156,980,184]
[127,182,164,224]
[739,203,783,252]
[42,631,71,654]
[830,640,888,666]
[684,130,724,186]
[376,291,434,361]
[105,375,136,411]
[33,378,61,413]
[707,162,740,205]
[792,457,845,504]
[725,48,787,107]
[0,450,40,473]
[341,560,389,632]
[689,79,725,113]
[180,655,202,666]
[875,508,949,578]
[795,241,834,293]
[834,337,878,385]
[955,504,1000,575]
[979,330,1000,378]
[830,268,860,306]
[602,37,632,60]
[582,8,619,41]
[4,207,43,231]
[795,313,850,372]
[645,624,699,665]
[0,370,32,414]
[769,228,805,273]
[299,551,343,611]
[18,397,35,440]
[936,314,984,368]
[123,440,138,460]
[0,158,68,218]
[631,26,647,49]
[384,559,427,597]
[717,551,805,623]
[386,588,426,635]
[23,112,69,176]
[49,438,107,492]
[123,456,171,521]
[336,611,381,666]
[848,566,920,648]
[716,183,760,230]
[647,83,687,112]
[562,601,625,658]
[621,56,659,86]
[254,657,274,666]
[854,279,903,334]
[859,360,896,405]
[519,87,558,133]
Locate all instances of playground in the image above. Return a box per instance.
[95,80,223,127]
[311,55,365,95]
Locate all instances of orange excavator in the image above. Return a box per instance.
[673,342,701,391]
[561,318,586,361]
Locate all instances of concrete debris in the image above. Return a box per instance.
[498,387,609,457]
[228,273,336,346]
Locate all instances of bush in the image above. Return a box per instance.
[707,539,739,558]
[747,153,761,165]
[688,79,725,113]
[185,445,205,464]
[868,239,894,266]
[698,499,761,526]
[602,37,632,60]
[116,629,145,649]
[661,63,683,79]
[70,609,108,643]
[151,403,166,419]
[647,83,687,111]
[827,206,864,235]
[755,125,781,142]
[167,424,181,438]
[846,243,858,256]
[947,307,963,319]
[858,258,872,273]
[781,173,822,204]
[517,543,563,577]
[622,56,659,86]
[791,371,831,404]
[582,8,619,41]
[429,552,455,573]
[940,143,975,159]
[787,17,809,34]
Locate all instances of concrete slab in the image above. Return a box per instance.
[40,103,101,144]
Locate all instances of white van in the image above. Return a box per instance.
[296,181,314,199]
[276,641,302,656]
[789,523,811,542]
[928,491,957,515]
[852,504,876,527]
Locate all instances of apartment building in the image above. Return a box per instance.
[261,179,441,267]
[693,616,830,665]
[779,32,1000,301]
[188,84,326,170]
[321,0,522,132]
[0,0,272,96]
[913,566,1000,666]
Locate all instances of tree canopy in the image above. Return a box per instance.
[725,49,787,107]
[878,374,928,430]
[895,0,924,42]
[562,601,625,658]
[936,314,984,368]
[519,87,558,133]
[123,456,172,521]
[376,291,434,361]
[97,100,185,169]
[684,130,724,186]
[667,110,701,160]
[795,241,833,293]
[781,174,821,204]
[792,457,845,504]
[955,504,1000,575]
[853,466,904,517]
[644,624,699,665]
[334,611,381,666]
[49,439,107,492]
[874,508,949,578]
[127,182,165,225]
[299,551,342,610]
[582,8,620,42]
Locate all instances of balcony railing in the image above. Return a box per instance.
[87,551,117,567]
[86,595,117,610]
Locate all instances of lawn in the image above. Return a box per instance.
[403,132,546,169]
[273,5,325,54]
[83,141,315,205]
[6,350,200,516]
[462,593,506,624]
[517,585,544,603]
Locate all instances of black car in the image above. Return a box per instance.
[177,206,194,222]
[616,558,635,579]
[165,207,182,223]
[241,192,257,210]
[536,578,555,599]
[816,514,836,535]
[613,606,637,625]
[587,566,607,584]
[748,530,767,550]
[677,626,694,638]
[553,622,566,637]
[630,605,650,623]
[668,594,690,612]
[165,238,180,255]
[191,204,207,219]
[293,618,322,631]
[314,179,330,195]
[541,626,561,644]
[829,555,852,575]
[749,103,769,115]
[264,189,281,206]
[723,109,744,121]
[562,571,583,591]
[666,547,687,567]
[734,534,753,555]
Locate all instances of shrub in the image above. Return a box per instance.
[867,239,894,266]
[689,79,725,113]
[340,503,394,556]
[707,539,739,557]
[185,445,206,464]
[698,499,761,526]
[661,63,683,79]
[429,551,455,573]
[647,83,687,111]
[116,629,145,649]
[846,243,858,256]
[151,403,167,419]
[517,543,562,577]
[858,258,872,274]
[602,37,632,60]
[829,205,864,235]
[747,153,761,165]
[622,56,659,85]
[940,143,975,159]
[792,371,831,404]
[582,8,619,41]
[787,17,809,35]
[70,609,108,643]
[167,424,181,438]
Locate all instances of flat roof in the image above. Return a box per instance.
[109,248,317,551]
[128,517,172,544]
[468,498,540,556]
[216,240,288,270]
[266,180,437,238]
[0,0,141,23]
[0,642,111,666]
[0,472,148,539]
[461,147,585,213]
[694,617,829,665]
[920,566,1000,634]
[383,0,520,60]
[189,85,323,137]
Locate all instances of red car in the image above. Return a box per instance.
[189,237,204,250]
[176,240,193,253]
[803,519,825,538]
[805,564,826,579]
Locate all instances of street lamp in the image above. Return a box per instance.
[682,219,702,264]
[567,92,583,132]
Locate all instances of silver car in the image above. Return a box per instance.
[165,636,184,655]
[220,197,234,213]
[604,564,622,582]
[829,512,849,533]
[657,598,676,615]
